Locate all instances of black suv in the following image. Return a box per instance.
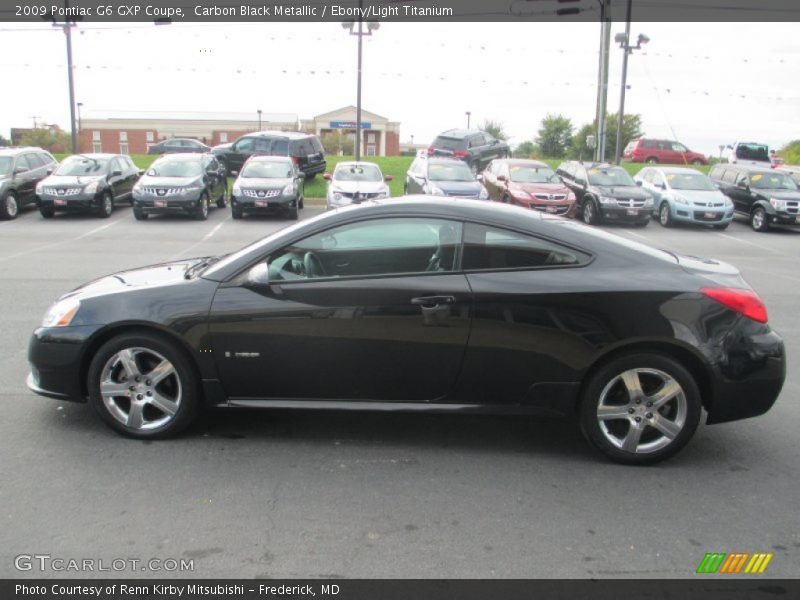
[710,164,800,232]
[427,129,510,175]
[556,161,653,226]
[147,138,210,155]
[0,147,58,219]
[212,131,326,179]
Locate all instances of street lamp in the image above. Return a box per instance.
[466,111,471,129]
[257,109,262,131]
[613,0,649,164]
[76,102,83,152]
[341,3,379,161]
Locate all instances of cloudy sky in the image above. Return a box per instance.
[1,21,798,156]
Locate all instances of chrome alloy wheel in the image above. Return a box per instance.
[596,368,687,454]
[6,194,19,218]
[99,347,181,431]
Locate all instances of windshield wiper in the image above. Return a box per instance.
[184,256,222,279]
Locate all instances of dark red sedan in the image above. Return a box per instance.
[481,159,576,216]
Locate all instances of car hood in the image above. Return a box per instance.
[237,177,292,189]
[594,185,651,199]
[671,189,728,203]
[63,258,210,300]
[138,176,200,187]
[509,182,570,196]
[212,143,232,152]
[435,180,482,194]
[330,180,387,193]
[41,174,104,186]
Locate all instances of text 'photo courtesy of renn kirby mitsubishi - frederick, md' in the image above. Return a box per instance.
[1,1,800,598]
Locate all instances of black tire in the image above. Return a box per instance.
[751,207,769,232]
[133,207,148,221]
[578,353,702,465]
[501,194,511,204]
[288,206,299,220]
[658,202,673,227]
[582,198,600,225]
[298,196,304,210]
[87,331,199,439]
[634,219,649,228]
[231,205,243,219]
[40,206,55,219]
[691,159,704,166]
[645,157,659,164]
[713,223,729,230]
[216,188,227,209]
[195,193,209,221]
[1,191,20,220]
[97,192,113,219]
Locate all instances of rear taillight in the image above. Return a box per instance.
[427,146,436,154]
[454,151,469,158]
[291,156,300,165]
[701,287,768,323]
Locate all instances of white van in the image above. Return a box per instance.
[722,142,772,167]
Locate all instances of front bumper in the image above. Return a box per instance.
[671,206,734,225]
[37,192,102,211]
[767,210,800,228]
[134,194,202,215]
[523,200,576,217]
[27,325,100,403]
[232,194,297,213]
[598,205,652,223]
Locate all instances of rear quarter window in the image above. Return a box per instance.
[432,136,466,151]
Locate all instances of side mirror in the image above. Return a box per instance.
[46,168,54,175]
[384,174,393,182]
[246,263,270,286]
[297,171,305,179]
[110,170,122,177]
[138,169,145,177]
[14,166,29,176]
[635,180,643,187]
[323,173,332,181]
[496,175,507,182]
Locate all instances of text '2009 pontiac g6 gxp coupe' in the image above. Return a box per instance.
[27,198,785,464]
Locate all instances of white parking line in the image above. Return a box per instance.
[203,221,226,240]
[622,230,649,241]
[0,217,123,263]
[168,218,228,260]
[714,233,779,253]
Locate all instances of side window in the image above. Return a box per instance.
[642,169,654,184]
[38,152,55,165]
[235,138,255,152]
[463,224,590,271]
[312,137,324,154]
[657,141,671,151]
[266,218,463,281]
[110,158,123,173]
[253,138,272,153]
[574,167,586,184]
[722,170,738,184]
[673,143,688,152]
[643,140,656,149]
[165,140,180,148]
[15,155,31,171]
[25,153,44,169]
[709,166,724,180]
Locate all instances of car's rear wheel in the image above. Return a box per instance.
[645,157,659,164]
[1,191,20,220]
[751,207,769,232]
[691,159,704,166]
[87,332,199,439]
[659,202,673,227]
[195,193,209,221]
[582,198,600,225]
[579,353,702,465]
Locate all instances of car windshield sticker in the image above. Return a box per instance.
[752,174,763,182]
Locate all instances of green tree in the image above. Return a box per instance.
[513,141,537,158]
[20,127,69,151]
[0,133,10,147]
[779,140,800,165]
[320,131,342,155]
[604,113,645,162]
[479,119,507,141]
[535,114,574,159]
[570,123,596,160]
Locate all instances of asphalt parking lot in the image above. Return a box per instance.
[1,202,798,579]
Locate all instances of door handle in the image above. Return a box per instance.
[411,295,456,307]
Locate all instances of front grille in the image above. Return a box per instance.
[615,198,646,208]
[243,189,280,198]
[340,191,381,200]
[784,201,799,214]
[42,187,81,196]
[533,193,567,201]
[693,211,724,221]
[140,187,181,197]
[692,201,725,207]
[444,191,479,198]
[531,204,570,215]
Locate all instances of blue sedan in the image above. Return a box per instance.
[635,166,734,229]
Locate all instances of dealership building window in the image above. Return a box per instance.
[92,131,100,141]
[119,131,128,142]
[146,131,154,142]
[220,132,228,143]
[92,142,102,152]
[119,142,129,154]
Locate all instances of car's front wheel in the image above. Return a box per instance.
[97,192,113,219]
[751,207,769,232]
[87,332,199,439]
[195,193,209,221]
[1,191,20,220]
[579,353,702,465]
[582,198,600,225]
[659,202,673,227]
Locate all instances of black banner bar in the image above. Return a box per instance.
[2,0,800,23]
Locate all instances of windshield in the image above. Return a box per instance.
[0,157,12,175]
[666,172,717,191]
[242,162,292,178]
[55,157,110,176]
[587,167,636,187]
[736,143,769,161]
[334,164,382,182]
[428,162,475,182]
[509,165,559,183]
[431,136,465,151]
[750,172,798,191]
[148,160,202,177]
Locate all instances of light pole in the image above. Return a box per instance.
[466,111,471,129]
[59,0,78,154]
[76,102,83,151]
[341,3,379,161]
[257,109,262,131]
[613,0,649,164]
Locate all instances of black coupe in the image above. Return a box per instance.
[27,198,785,464]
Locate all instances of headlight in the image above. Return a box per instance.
[41,297,80,328]
[282,183,294,196]
[672,195,689,205]
[770,198,787,211]
[84,180,99,194]
[427,184,445,196]
[479,187,489,200]
[510,188,530,200]
[376,185,390,199]
[232,183,241,196]
[598,196,615,205]
[567,192,576,201]
[35,182,44,195]
[643,197,654,207]
[132,185,142,197]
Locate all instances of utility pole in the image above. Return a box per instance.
[466,111,471,129]
[63,0,78,154]
[614,0,633,164]
[594,0,612,163]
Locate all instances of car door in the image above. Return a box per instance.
[227,137,255,173]
[205,156,224,198]
[208,217,472,402]
[106,157,127,199]
[647,170,666,204]
[13,154,37,202]
[406,159,425,194]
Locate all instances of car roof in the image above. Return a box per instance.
[502,159,550,168]
[335,161,381,169]
[653,166,704,175]
[434,129,483,139]
[244,130,311,139]
[424,157,467,165]
[153,152,210,161]
[62,153,119,160]
[0,146,47,155]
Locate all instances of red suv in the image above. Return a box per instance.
[481,159,576,216]
[623,138,708,165]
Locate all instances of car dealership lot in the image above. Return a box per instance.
[1,205,798,578]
